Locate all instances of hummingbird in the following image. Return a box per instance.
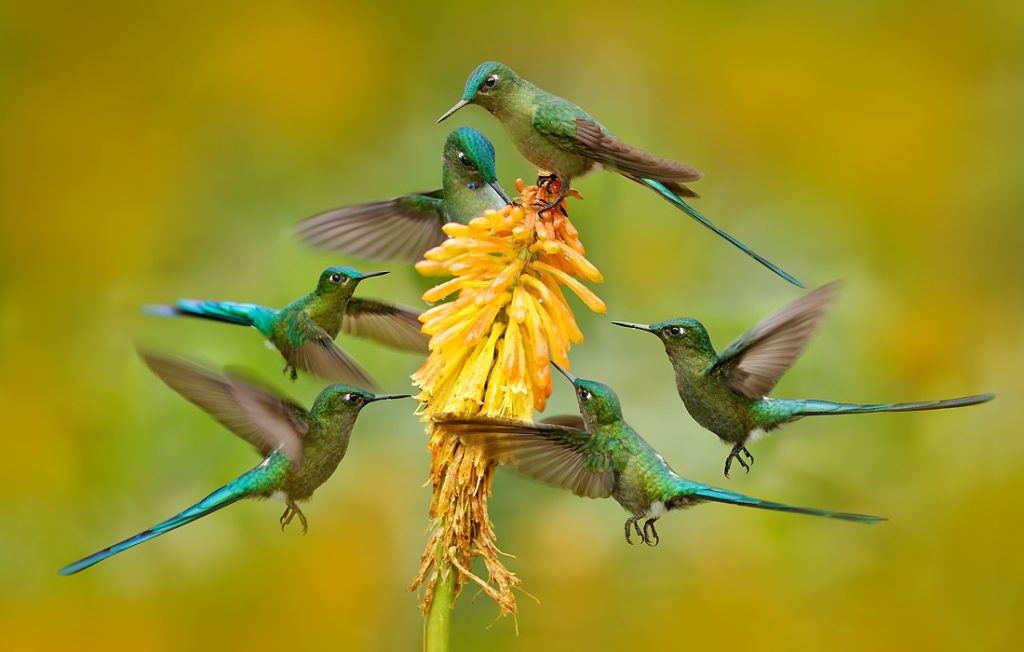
[612,282,995,477]
[436,61,802,287]
[295,128,515,262]
[439,361,882,547]
[145,266,428,387]
[59,352,411,575]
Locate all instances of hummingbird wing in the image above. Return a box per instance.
[712,282,841,400]
[295,190,447,262]
[280,311,378,389]
[540,415,587,429]
[141,352,307,468]
[340,297,429,353]
[438,416,616,499]
[533,103,702,184]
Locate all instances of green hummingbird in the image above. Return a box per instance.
[59,352,411,575]
[295,128,515,262]
[145,266,428,387]
[612,282,995,477]
[436,61,802,287]
[439,361,882,547]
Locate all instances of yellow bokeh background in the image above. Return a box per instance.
[2,2,1021,650]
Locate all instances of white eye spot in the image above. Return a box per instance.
[345,393,360,403]
[458,151,472,166]
[667,326,685,336]
[580,389,592,401]
[483,74,498,88]
[329,273,343,284]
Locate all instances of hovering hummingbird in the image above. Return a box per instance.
[145,266,428,387]
[436,61,802,287]
[613,282,995,477]
[295,128,515,262]
[439,361,882,547]
[59,352,411,575]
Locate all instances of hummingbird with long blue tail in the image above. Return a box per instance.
[613,282,995,477]
[145,266,428,387]
[59,352,411,575]
[295,128,515,262]
[438,361,882,547]
[436,61,802,287]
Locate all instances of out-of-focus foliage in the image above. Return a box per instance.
[1,1,1020,650]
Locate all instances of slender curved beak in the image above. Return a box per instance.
[489,181,515,206]
[550,360,576,383]
[436,99,469,124]
[367,393,412,403]
[611,321,652,332]
[358,270,390,280]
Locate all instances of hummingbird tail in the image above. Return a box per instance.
[792,394,994,417]
[637,177,804,287]
[693,486,884,524]
[144,300,262,327]
[59,481,251,576]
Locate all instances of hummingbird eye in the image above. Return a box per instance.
[329,273,343,284]
[667,326,684,336]
[579,388,592,401]
[344,393,361,403]
[458,151,473,167]
[483,74,498,89]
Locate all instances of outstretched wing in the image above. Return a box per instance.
[280,312,377,389]
[340,297,429,354]
[141,352,307,468]
[295,190,447,262]
[712,282,841,400]
[437,416,616,499]
[533,103,702,183]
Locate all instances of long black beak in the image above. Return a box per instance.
[611,321,652,332]
[358,270,390,280]
[436,99,469,124]
[367,393,412,403]
[489,181,515,206]
[550,360,576,383]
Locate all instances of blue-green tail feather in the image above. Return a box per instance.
[638,177,803,287]
[59,480,252,575]
[792,394,994,417]
[691,485,883,524]
[144,300,273,332]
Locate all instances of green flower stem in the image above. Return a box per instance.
[425,556,454,652]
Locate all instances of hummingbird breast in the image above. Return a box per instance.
[678,381,759,445]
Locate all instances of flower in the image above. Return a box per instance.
[410,179,605,617]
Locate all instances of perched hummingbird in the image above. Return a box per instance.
[145,266,428,387]
[439,361,882,547]
[295,128,515,262]
[59,352,411,575]
[436,61,802,287]
[613,282,995,477]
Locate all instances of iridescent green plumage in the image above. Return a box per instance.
[295,128,513,262]
[440,362,882,546]
[614,282,995,476]
[59,353,411,575]
[437,61,802,286]
[145,266,427,387]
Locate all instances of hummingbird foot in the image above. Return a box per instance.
[532,175,571,216]
[624,513,645,545]
[283,363,298,382]
[280,499,308,534]
[642,519,660,547]
[723,445,755,478]
[536,172,558,189]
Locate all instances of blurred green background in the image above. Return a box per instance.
[2,1,1021,650]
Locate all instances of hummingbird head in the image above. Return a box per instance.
[442,128,513,204]
[613,318,716,364]
[551,361,623,427]
[436,61,521,123]
[315,266,388,296]
[313,385,412,419]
